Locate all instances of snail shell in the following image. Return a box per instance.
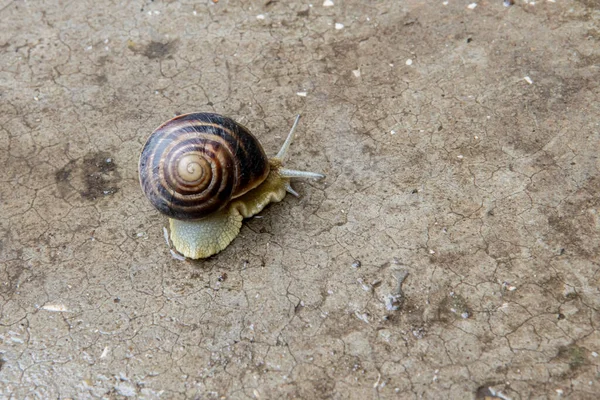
[139,113,270,220]
[139,112,324,259]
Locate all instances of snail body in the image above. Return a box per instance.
[139,113,324,259]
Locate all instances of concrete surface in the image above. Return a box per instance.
[1,0,599,398]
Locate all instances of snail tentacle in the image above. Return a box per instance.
[274,115,324,181]
[275,114,301,160]
[285,183,299,198]
[278,168,325,180]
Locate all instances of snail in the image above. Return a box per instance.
[139,112,324,259]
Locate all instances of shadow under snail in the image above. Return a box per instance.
[139,112,325,259]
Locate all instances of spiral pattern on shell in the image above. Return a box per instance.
[139,113,270,220]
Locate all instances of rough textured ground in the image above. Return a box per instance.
[1,0,599,399]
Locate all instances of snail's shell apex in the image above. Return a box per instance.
[139,113,270,220]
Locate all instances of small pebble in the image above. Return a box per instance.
[335,23,344,30]
[351,260,361,268]
[323,0,334,6]
[467,3,477,9]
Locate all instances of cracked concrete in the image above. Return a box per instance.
[1,0,599,398]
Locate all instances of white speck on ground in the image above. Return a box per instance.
[323,0,334,6]
[357,278,372,292]
[384,294,402,311]
[524,76,533,84]
[373,373,381,388]
[468,3,477,9]
[335,23,344,30]
[115,383,136,397]
[296,91,307,96]
[406,58,413,65]
[42,304,69,312]
[355,311,369,324]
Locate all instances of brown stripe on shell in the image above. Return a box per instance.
[159,135,232,200]
[151,126,235,219]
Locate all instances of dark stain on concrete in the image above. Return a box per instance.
[54,153,120,201]
[55,160,74,183]
[94,74,108,85]
[437,293,471,322]
[0,261,25,297]
[54,159,76,199]
[81,152,120,200]
[546,177,600,258]
[556,344,586,370]
[141,40,178,59]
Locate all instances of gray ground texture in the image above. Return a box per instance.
[1,0,600,399]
